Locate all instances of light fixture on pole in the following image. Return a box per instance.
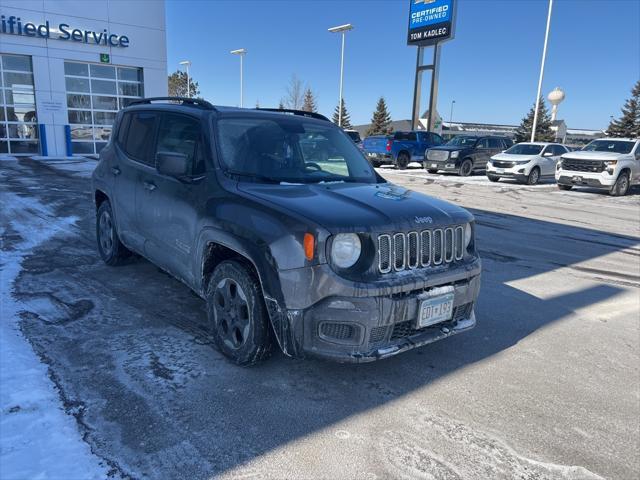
[531,0,553,142]
[230,48,247,108]
[449,99,456,125]
[328,23,353,127]
[179,60,192,98]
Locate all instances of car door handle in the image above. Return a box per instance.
[111,166,121,176]
[143,181,157,192]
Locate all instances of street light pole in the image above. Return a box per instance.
[328,24,353,127]
[230,49,247,107]
[531,0,553,142]
[179,60,192,98]
[449,100,456,124]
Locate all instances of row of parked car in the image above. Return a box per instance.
[361,131,640,196]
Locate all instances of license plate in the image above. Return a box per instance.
[417,293,454,328]
[572,175,583,183]
[431,163,438,168]
[495,168,505,174]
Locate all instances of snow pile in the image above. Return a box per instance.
[0,191,107,479]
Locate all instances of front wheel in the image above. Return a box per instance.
[459,159,473,177]
[396,152,410,170]
[206,260,273,366]
[557,184,573,191]
[610,171,630,196]
[526,167,541,185]
[487,174,500,182]
[96,201,130,265]
[427,169,438,174]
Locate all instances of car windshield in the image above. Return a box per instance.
[446,136,478,147]
[581,140,635,154]
[504,144,544,155]
[345,131,361,143]
[216,116,378,184]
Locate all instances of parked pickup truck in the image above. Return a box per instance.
[556,137,640,196]
[364,131,444,169]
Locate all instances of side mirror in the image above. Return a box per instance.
[157,152,189,178]
[543,151,554,157]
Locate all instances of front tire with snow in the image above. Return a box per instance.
[96,201,130,266]
[610,171,630,196]
[206,260,273,366]
[526,167,541,185]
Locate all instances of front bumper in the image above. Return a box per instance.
[269,260,482,363]
[556,169,615,188]
[486,162,530,181]
[424,160,458,172]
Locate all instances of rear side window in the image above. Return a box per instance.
[123,112,158,165]
[488,138,501,149]
[156,113,206,175]
[116,113,130,146]
[477,139,490,149]
[394,132,417,141]
[430,133,443,145]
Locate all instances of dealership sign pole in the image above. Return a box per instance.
[407,0,456,132]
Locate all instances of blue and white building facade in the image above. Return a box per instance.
[0,0,167,156]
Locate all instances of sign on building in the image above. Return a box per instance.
[407,0,456,46]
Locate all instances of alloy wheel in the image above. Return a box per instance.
[213,278,251,350]
[98,210,114,255]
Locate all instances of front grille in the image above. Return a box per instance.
[492,160,515,168]
[319,322,356,341]
[390,302,473,340]
[378,227,464,274]
[427,150,449,161]
[369,326,388,344]
[561,158,605,173]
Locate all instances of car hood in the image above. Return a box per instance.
[562,150,622,161]
[238,182,472,232]
[491,153,539,161]
[428,145,467,152]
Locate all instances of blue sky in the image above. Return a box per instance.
[166,0,640,129]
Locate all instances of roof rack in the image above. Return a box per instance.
[256,108,330,122]
[128,97,216,110]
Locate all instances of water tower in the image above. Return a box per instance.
[547,87,565,121]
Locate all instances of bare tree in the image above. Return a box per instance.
[283,74,304,110]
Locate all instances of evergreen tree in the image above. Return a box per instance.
[255,99,260,109]
[302,88,318,113]
[278,99,285,110]
[332,99,352,128]
[366,97,393,136]
[167,70,200,98]
[607,80,640,138]
[514,98,554,143]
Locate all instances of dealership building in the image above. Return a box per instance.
[0,0,167,156]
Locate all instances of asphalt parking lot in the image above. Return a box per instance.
[2,157,639,480]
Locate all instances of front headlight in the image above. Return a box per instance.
[331,233,362,269]
[450,151,459,159]
[464,223,473,250]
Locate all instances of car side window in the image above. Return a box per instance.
[155,113,206,175]
[477,139,490,149]
[122,112,158,166]
[116,113,130,146]
[635,143,640,160]
[430,133,443,145]
[488,138,501,149]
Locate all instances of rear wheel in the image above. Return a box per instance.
[396,152,410,170]
[526,167,541,185]
[206,260,273,366]
[557,184,573,191]
[487,174,500,182]
[459,159,473,177]
[96,201,130,265]
[610,171,630,196]
[427,169,438,174]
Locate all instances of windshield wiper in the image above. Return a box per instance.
[224,170,280,184]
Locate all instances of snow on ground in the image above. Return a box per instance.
[0,187,108,479]
[33,156,97,179]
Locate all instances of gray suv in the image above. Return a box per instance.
[92,97,481,365]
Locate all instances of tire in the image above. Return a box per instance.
[206,260,273,366]
[459,159,473,177]
[610,171,630,196]
[427,169,438,174]
[96,201,130,265]
[487,174,500,182]
[526,167,541,185]
[557,184,573,191]
[396,152,410,170]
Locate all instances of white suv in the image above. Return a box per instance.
[556,138,640,196]
[487,142,569,185]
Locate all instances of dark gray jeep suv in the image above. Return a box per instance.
[92,97,481,365]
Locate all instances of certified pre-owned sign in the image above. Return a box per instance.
[407,0,455,46]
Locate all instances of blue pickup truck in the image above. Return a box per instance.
[363,131,444,169]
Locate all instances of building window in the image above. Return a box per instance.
[64,61,144,155]
[0,54,39,155]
